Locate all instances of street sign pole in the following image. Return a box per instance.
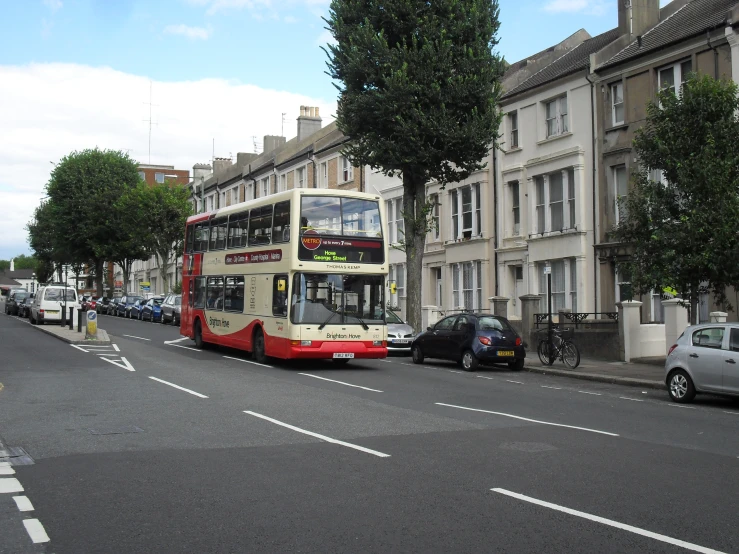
[544,263,553,365]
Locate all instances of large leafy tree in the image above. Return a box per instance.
[614,75,739,323]
[324,0,504,330]
[44,148,141,296]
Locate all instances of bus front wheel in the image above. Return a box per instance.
[194,320,206,349]
[253,328,267,364]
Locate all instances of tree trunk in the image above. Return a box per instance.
[402,173,427,333]
[95,259,104,297]
[158,251,171,294]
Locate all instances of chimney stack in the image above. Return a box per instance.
[297,105,323,143]
[619,0,660,41]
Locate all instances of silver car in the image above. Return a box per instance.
[665,323,739,403]
[385,310,415,354]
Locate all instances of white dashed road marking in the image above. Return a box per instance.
[492,488,725,554]
[476,376,495,380]
[100,356,135,372]
[541,385,562,390]
[148,376,208,398]
[13,496,34,511]
[0,478,24,493]
[223,355,271,368]
[122,334,150,341]
[619,396,644,402]
[244,411,391,458]
[164,336,190,345]
[506,380,524,385]
[168,344,202,352]
[578,391,602,396]
[0,462,15,475]
[23,519,50,544]
[298,373,383,392]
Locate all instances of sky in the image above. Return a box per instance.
[0,0,670,261]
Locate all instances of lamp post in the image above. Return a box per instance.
[31,272,35,294]
[544,262,554,364]
[63,265,68,326]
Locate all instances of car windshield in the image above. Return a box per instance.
[385,310,403,324]
[127,297,141,304]
[13,293,28,301]
[291,273,385,325]
[153,298,163,305]
[44,288,76,301]
[174,298,182,306]
[477,316,512,332]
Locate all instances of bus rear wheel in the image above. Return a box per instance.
[194,320,206,349]
[253,328,267,364]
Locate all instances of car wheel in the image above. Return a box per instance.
[509,358,525,371]
[253,328,267,364]
[668,369,696,403]
[194,320,205,349]
[411,344,425,364]
[461,350,479,372]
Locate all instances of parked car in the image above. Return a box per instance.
[96,297,110,313]
[79,295,91,312]
[107,297,122,315]
[384,309,415,354]
[116,296,142,318]
[30,285,80,325]
[160,294,182,325]
[18,295,35,318]
[141,297,164,322]
[5,290,29,316]
[665,323,739,403]
[411,313,525,371]
[131,298,147,320]
[86,296,100,312]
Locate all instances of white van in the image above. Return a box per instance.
[30,285,80,325]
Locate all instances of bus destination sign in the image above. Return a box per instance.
[298,231,384,264]
[225,249,283,265]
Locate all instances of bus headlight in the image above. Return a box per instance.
[291,340,313,346]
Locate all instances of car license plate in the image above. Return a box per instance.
[497,350,514,356]
[393,339,409,344]
[333,353,354,359]
[46,310,59,314]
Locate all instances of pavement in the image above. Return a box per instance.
[525,358,666,389]
[1,303,738,553]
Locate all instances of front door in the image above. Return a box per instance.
[723,329,739,394]
[450,315,475,360]
[687,327,726,392]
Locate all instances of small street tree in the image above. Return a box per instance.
[324,0,504,331]
[613,75,739,323]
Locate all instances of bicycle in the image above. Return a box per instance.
[537,327,580,369]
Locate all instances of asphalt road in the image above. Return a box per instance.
[1,304,738,553]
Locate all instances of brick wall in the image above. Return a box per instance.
[138,167,189,186]
[287,170,295,190]
[307,162,315,188]
[328,158,338,189]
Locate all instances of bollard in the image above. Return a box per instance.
[77,309,83,332]
[68,307,74,331]
[85,309,98,340]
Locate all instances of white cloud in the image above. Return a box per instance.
[187,0,329,16]
[284,15,298,23]
[164,23,211,40]
[542,0,608,15]
[42,0,63,12]
[0,63,336,259]
[316,29,336,46]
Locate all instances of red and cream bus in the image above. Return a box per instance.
[181,189,389,364]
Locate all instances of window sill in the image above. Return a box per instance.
[605,123,628,133]
[537,132,573,146]
[504,147,522,155]
[527,227,583,240]
[444,235,486,246]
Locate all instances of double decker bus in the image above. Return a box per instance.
[181,188,389,365]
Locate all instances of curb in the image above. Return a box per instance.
[523,365,666,390]
[29,324,111,345]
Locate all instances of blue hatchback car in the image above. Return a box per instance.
[141,297,163,322]
[411,313,525,371]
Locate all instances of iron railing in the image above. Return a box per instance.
[535,312,618,327]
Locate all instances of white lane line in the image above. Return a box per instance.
[122,334,151,341]
[164,337,190,345]
[435,403,619,437]
[668,404,696,410]
[85,346,113,349]
[723,411,739,415]
[379,359,392,363]
[223,355,272,368]
[579,391,602,396]
[23,519,50,544]
[0,478,24,493]
[491,488,725,554]
[244,411,390,458]
[298,373,383,392]
[541,385,562,390]
[0,462,15,475]
[13,496,34,511]
[100,356,135,372]
[506,380,524,385]
[620,396,645,402]
[477,376,495,380]
[148,376,208,398]
[70,344,89,353]
[168,344,202,352]
[449,370,464,374]
[112,343,120,352]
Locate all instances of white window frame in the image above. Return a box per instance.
[451,261,482,310]
[510,181,520,236]
[386,200,395,244]
[394,198,404,244]
[431,194,440,240]
[509,111,519,148]
[538,258,577,313]
[450,184,481,240]
[341,156,353,182]
[278,174,287,193]
[297,167,305,189]
[615,266,632,303]
[611,82,624,126]
[246,182,254,201]
[658,58,692,96]
[545,96,568,138]
[155,172,165,184]
[261,177,270,197]
[533,169,576,235]
[389,263,406,307]
[535,177,545,235]
[319,162,328,188]
[614,165,628,223]
[138,171,146,181]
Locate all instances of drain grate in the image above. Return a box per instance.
[88,426,144,436]
[0,446,35,466]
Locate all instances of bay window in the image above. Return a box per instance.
[533,168,576,235]
[449,183,481,240]
[452,261,483,310]
[538,258,578,313]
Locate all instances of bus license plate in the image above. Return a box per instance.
[497,350,514,356]
[333,353,354,359]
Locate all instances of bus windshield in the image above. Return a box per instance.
[290,273,385,326]
[300,196,381,237]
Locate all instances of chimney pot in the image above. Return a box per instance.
[315,107,320,117]
[309,107,315,117]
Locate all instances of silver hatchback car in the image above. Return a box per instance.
[665,323,739,403]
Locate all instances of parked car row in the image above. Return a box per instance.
[98,293,181,325]
[4,284,81,325]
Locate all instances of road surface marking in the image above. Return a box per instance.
[506,380,524,384]
[112,343,120,351]
[379,359,392,363]
[23,519,50,544]
[578,391,602,396]
[0,462,15,475]
[724,411,739,415]
[100,357,135,372]
[224,356,271,368]
[477,376,495,380]
[619,397,644,402]
[450,370,464,374]
[491,488,725,554]
[244,411,390,458]
[122,334,151,341]
[164,337,190,345]
[168,344,202,352]
[541,385,562,390]
[70,344,89,353]
[148,376,208,398]
[298,373,383,392]
[668,404,696,410]
[85,345,113,349]
[435,403,619,437]
[13,496,33,511]
[0,478,24,493]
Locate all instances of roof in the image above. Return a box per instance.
[502,28,620,99]
[598,0,738,70]
[0,273,21,286]
[6,269,35,280]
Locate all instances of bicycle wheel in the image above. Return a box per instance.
[537,340,554,366]
[562,341,580,369]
